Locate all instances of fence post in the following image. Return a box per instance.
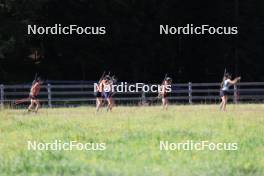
[188,82,192,104]
[141,84,146,105]
[0,84,4,108]
[233,84,238,104]
[47,84,52,108]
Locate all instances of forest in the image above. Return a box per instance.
[0,0,264,83]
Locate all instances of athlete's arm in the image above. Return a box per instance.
[161,84,166,94]
[99,80,105,92]
[31,82,40,90]
[228,77,241,85]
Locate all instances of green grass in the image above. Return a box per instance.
[0,104,264,176]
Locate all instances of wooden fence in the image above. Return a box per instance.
[1,81,264,107]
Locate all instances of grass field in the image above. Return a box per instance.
[0,104,264,176]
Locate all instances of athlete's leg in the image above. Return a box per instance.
[27,99,34,112]
[34,100,40,113]
[164,98,168,110]
[96,97,102,112]
[220,96,225,110]
[223,96,228,111]
[106,97,114,112]
[162,97,165,109]
[106,98,110,112]
[162,97,168,110]
[110,97,114,109]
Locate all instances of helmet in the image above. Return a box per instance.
[111,76,118,83]
[165,77,172,82]
[224,73,231,79]
[104,75,111,81]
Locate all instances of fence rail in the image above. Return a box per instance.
[1,81,264,107]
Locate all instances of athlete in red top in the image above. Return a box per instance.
[28,78,42,113]
[95,77,107,112]
[159,77,172,110]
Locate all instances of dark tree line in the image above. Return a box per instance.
[0,0,264,83]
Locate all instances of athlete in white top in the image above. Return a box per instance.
[222,79,231,91]
[220,73,241,111]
